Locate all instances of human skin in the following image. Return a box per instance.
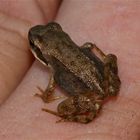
[0,0,140,140]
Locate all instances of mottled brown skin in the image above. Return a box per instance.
[28,22,121,123]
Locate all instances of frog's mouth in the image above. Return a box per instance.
[29,38,48,66]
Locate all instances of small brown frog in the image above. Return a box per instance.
[28,22,121,123]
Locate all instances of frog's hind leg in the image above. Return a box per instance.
[86,42,121,96]
[81,42,106,59]
[35,75,64,103]
[82,42,121,97]
[88,43,121,96]
[87,43,121,96]
[103,54,121,96]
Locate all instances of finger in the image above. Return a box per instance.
[0,0,62,23]
[0,0,61,104]
[36,0,62,22]
[0,13,32,104]
[0,62,67,139]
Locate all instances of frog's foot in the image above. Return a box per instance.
[42,108,67,123]
[42,108,94,124]
[35,86,64,103]
[42,108,60,116]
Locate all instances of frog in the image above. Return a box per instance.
[28,22,121,123]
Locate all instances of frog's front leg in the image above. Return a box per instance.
[35,75,63,103]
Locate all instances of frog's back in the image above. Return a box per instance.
[45,31,105,95]
[52,57,90,96]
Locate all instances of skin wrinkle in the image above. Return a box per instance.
[0,23,29,43]
[0,12,32,38]
[0,0,63,105]
[0,15,32,104]
[0,27,28,52]
[0,1,45,24]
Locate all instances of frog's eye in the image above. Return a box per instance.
[29,39,48,66]
[46,22,62,31]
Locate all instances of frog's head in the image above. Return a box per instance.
[28,22,62,65]
[28,24,48,65]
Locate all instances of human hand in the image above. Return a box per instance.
[0,1,140,140]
